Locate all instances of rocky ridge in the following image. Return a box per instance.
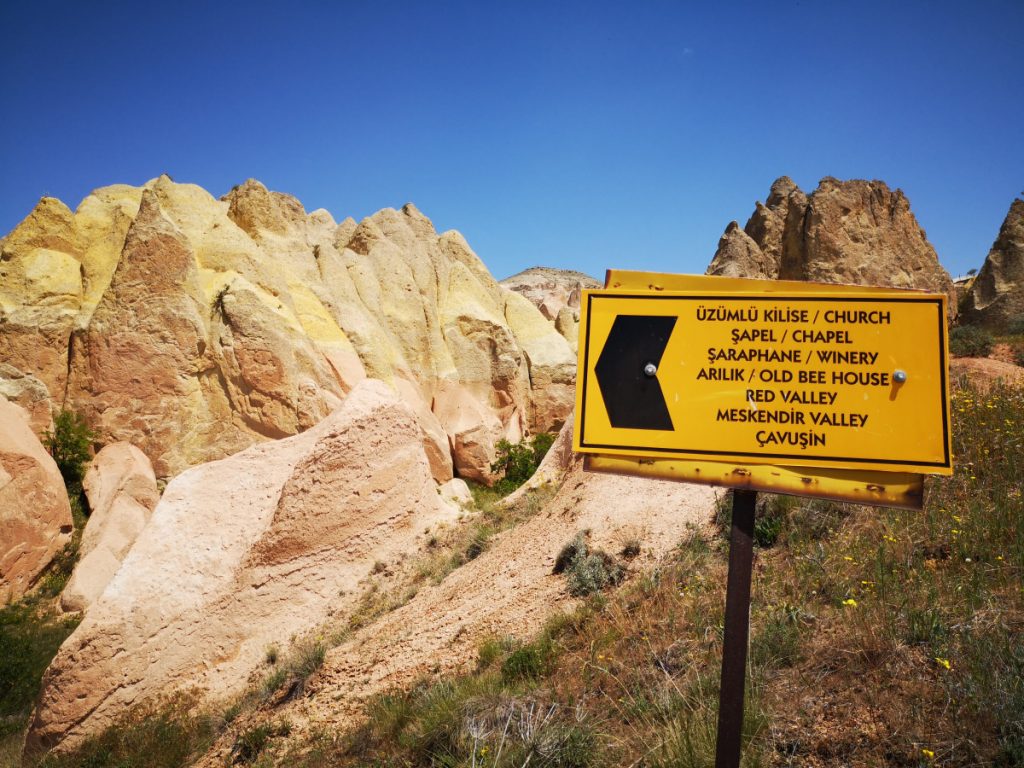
[500,266,601,352]
[0,177,576,482]
[707,176,957,311]
[960,198,1024,329]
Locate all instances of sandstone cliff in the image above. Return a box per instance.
[960,198,1024,329]
[0,177,576,482]
[707,177,957,310]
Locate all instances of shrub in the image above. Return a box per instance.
[231,720,291,764]
[567,551,623,597]
[949,325,994,357]
[260,636,326,701]
[554,532,624,597]
[43,409,95,488]
[553,532,588,575]
[0,599,80,739]
[501,638,555,684]
[1007,314,1024,336]
[1012,342,1024,367]
[620,539,642,559]
[715,492,793,548]
[490,433,555,494]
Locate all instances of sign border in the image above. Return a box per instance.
[578,291,951,471]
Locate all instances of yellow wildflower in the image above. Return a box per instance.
[922,748,935,759]
[935,657,951,670]
[842,598,857,607]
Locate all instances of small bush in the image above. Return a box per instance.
[476,636,515,670]
[1011,342,1024,367]
[260,636,326,702]
[555,532,624,597]
[950,325,994,357]
[553,532,588,575]
[501,638,555,684]
[231,720,291,764]
[1007,314,1024,336]
[716,492,793,548]
[490,433,555,494]
[264,644,280,666]
[568,551,623,597]
[43,409,95,488]
[620,539,642,559]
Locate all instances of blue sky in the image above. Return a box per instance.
[1,1,1021,280]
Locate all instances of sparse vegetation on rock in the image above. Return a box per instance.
[42,409,94,490]
[489,432,556,494]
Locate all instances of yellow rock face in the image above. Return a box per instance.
[0,177,575,482]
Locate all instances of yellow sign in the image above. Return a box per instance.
[574,281,952,477]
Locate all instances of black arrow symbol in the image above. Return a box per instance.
[594,314,676,430]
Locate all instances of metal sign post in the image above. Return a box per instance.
[714,489,757,768]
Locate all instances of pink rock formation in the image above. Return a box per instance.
[60,443,159,613]
[26,380,461,753]
[0,399,73,602]
[0,365,53,436]
[500,266,600,321]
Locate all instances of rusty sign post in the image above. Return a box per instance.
[572,271,952,768]
[716,489,756,768]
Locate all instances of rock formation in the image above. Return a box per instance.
[500,267,600,321]
[0,177,576,482]
[707,177,957,310]
[26,380,462,753]
[0,365,53,436]
[961,198,1024,330]
[0,399,73,602]
[501,267,600,352]
[60,443,160,613]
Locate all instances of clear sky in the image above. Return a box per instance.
[1,1,1021,280]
